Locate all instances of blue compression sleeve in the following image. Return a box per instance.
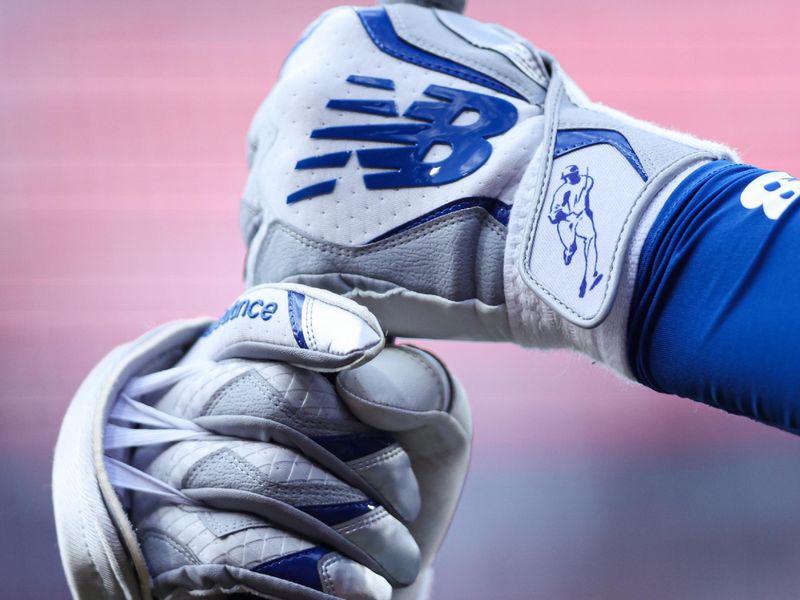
[628,160,800,433]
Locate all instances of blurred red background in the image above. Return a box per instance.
[3,1,800,597]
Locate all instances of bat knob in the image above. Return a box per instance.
[378,0,466,14]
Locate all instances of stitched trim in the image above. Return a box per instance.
[348,443,405,471]
[319,553,341,595]
[304,296,318,352]
[334,507,390,535]
[185,447,364,504]
[358,7,524,100]
[390,7,532,100]
[184,448,261,490]
[557,119,658,176]
[259,210,506,305]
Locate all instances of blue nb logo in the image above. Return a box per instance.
[548,165,603,298]
[288,75,518,204]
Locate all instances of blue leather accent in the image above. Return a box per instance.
[313,84,517,189]
[554,129,648,181]
[295,151,352,170]
[327,98,399,117]
[297,500,378,526]
[347,74,395,90]
[287,290,307,349]
[286,180,337,204]
[356,8,524,101]
[313,122,426,144]
[312,432,395,461]
[251,546,329,591]
[369,196,510,243]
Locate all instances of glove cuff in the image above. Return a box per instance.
[511,64,736,332]
[52,319,208,599]
[505,141,716,378]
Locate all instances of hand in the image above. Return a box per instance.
[53,284,471,600]
[239,2,734,374]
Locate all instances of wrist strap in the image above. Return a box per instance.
[517,66,735,327]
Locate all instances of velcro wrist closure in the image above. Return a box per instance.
[517,68,735,327]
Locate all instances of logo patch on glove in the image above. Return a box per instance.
[527,128,649,325]
[547,164,603,299]
[288,75,518,204]
[202,297,279,337]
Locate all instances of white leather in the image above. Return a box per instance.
[242,6,543,252]
[54,284,469,600]
[240,4,738,381]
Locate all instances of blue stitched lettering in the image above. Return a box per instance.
[247,299,264,318]
[261,302,278,321]
[202,299,280,336]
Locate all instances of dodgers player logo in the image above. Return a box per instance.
[548,165,603,298]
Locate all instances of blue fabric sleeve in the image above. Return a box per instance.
[628,160,800,434]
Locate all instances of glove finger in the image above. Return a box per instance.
[180,283,384,372]
[150,358,422,522]
[336,345,472,568]
[336,345,466,432]
[133,502,392,600]
[139,438,421,587]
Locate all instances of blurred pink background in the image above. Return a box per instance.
[4,0,800,597]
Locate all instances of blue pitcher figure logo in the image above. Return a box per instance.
[548,165,603,298]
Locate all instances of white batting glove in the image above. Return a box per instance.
[53,284,471,599]
[240,1,736,377]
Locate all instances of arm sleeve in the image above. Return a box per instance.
[628,160,800,433]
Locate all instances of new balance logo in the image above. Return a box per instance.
[288,75,518,204]
[740,171,800,220]
[202,298,278,337]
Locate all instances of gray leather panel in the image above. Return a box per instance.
[334,508,420,587]
[252,208,507,306]
[153,563,339,600]
[183,448,365,506]
[140,530,199,577]
[348,445,420,522]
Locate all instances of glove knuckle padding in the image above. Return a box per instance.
[156,358,422,524]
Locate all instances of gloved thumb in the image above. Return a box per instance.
[180,282,385,372]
